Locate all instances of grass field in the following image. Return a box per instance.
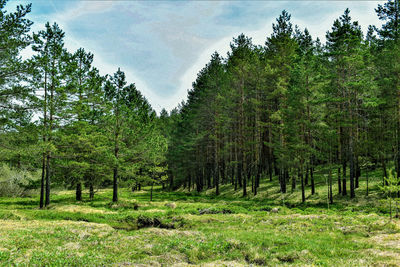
[1,169,400,266]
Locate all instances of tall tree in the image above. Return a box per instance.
[0,0,32,125]
[32,22,67,207]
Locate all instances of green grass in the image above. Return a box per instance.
[0,169,400,266]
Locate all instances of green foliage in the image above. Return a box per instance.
[0,164,40,197]
[380,168,400,195]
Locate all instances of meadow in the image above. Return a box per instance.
[1,169,400,266]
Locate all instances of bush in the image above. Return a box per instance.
[106,200,139,210]
[0,164,41,197]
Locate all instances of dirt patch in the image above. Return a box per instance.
[371,233,400,249]
[365,233,400,265]
[364,248,400,265]
[54,205,116,214]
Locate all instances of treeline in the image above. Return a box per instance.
[165,1,400,202]
[0,0,167,206]
[3,0,400,207]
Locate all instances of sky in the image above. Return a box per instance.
[7,0,385,113]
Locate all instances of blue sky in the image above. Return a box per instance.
[8,0,384,112]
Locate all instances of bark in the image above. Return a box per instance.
[329,167,333,204]
[215,162,220,196]
[310,166,315,195]
[349,151,355,198]
[366,168,369,196]
[113,113,119,203]
[188,174,191,192]
[382,156,388,186]
[196,170,202,192]
[220,161,226,185]
[355,156,360,189]
[113,166,118,202]
[281,168,287,194]
[291,170,296,192]
[254,165,261,196]
[76,182,82,201]
[45,153,50,206]
[342,161,347,196]
[305,167,309,186]
[40,154,46,209]
[301,171,305,203]
[45,70,54,207]
[40,67,48,209]
[89,183,94,201]
[242,163,247,197]
[237,162,242,189]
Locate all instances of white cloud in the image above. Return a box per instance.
[22,0,386,114]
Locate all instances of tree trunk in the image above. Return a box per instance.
[45,153,51,207]
[305,167,309,185]
[329,167,333,204]
[220,161,226,185]
[242,163,247,197]
[76,182,82,201]
[150,182,154,201]
[237,162,242,189]
[337,167,342,194]
[350,153,355,198]
[113,126,119,202]
[342,161,347,196]
[355,156,360,189]
[40,67,48,209]
[215,163,220,196]
[89,183,94,201]
[301,171,305,203]
[281,168,287,194]
[292,170,296,192]
[207,163,212,189]
[382,156,388,186]
[196,170,202,192]
[366,168,369,196]
[40,154,46,209]
[188,174,191,192]
[254,165,260,196]
[310,166,315,195]
[113,167,118,202]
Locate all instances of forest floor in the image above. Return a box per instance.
[1,170,400,266]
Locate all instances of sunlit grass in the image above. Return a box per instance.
[0,168,399,265]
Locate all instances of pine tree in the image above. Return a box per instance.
[265,10,298,194]
[325,9,365,198]
[32,22,67,207]
[0,0,33,125]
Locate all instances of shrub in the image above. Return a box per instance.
[0,164,40,197]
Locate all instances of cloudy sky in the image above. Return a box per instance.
[8,0,384,112]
